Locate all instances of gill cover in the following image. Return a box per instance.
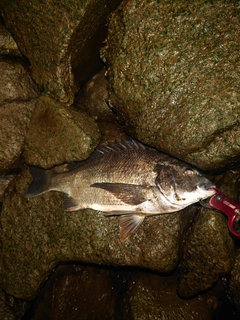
[155,165,176,197]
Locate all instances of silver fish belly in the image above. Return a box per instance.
[25,140,215,241]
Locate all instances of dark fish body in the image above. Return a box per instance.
[25,140,215,241]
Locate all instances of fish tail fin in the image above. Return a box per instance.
[24,166,53,198]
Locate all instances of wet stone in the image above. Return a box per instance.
[0,166,194,299]
[0,22,22,57]
[75,69,127,144]
[177,171,238,298]
[0,59,39,103]
[35,265,118,320]
[118,272,219,320]
[106,0,240,171]
[24,95,101,168]
[24,264,227,320]
[0,1,240,317]
[0,101,37,174]
[0,288,28,320]
[0,0,121,104]
[0,175,14,202]
[178,209,235,298]
[225,248,240,313]
[0,59,39,174]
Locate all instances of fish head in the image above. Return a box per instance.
[155,161,215,210]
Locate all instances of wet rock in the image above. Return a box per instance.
[29,264,119,320]
[118,272,218,320]
[24,95,101,168]
[0,0,121,104]
[50,265,117,320]
[0,175,14,202]
[225,248,240,313]
[75,69,113,122]
[178,171,237,298]
[0,166,194,299]
[0,100,37,174]
[0,288,28,320]
[0,59,39,104]
[106,0,240,171]
[75,69,127,143]
[25,264,230,320]
[0,21,21,57]
[0,59,39,174]
[178,209,235,298]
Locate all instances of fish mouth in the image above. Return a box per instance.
[198,181,216,192]
[197,182,215,195]
[198,182,216,207]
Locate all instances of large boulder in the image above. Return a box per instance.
[0,289,28,320]
[177,171,237,298]
[0,0,121,104]
[0,21,21,57]
[32,264,119,320]
[75,69,127,143]
[0,59,39,174]
[24,95,100,168]
[106,0,240,170]
[118,272,219,320]
[25,264,221,320]
[225,248,240,313]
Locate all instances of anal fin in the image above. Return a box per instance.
[62,193,80,212]
[119,214,145,242]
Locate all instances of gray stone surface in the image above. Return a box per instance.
[106,0,240,170]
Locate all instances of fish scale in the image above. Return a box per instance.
[25,140,216,241]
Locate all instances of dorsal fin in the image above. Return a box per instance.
[93,139,148,157]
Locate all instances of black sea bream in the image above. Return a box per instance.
[25,140,215,241]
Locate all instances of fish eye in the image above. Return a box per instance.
[184,169,195,177]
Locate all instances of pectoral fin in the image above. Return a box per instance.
[119,214,145,242]
[91,183,148,205]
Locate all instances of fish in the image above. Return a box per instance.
[24,140,216,241]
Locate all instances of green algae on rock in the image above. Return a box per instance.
[106,0,240,171]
